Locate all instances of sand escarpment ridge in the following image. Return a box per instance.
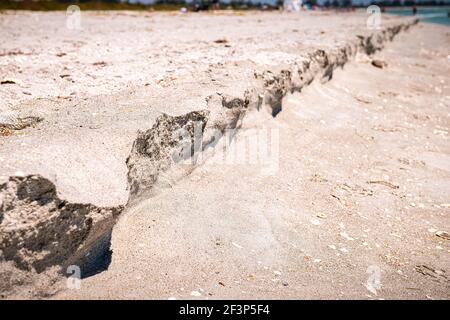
[0,12,418,299]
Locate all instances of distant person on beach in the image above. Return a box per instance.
[412,5,417,15]
[211,0,220,10]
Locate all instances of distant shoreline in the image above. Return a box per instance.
[385,6,450,25]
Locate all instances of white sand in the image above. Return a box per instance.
[1,11,448,299]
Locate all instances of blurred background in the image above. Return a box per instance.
[3,0,449,25]
[0,0,449,11]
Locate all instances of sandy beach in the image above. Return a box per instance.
[0,10,448,299]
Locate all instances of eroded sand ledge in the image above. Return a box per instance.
[0,12,420,298]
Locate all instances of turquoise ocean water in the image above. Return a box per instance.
[386,7,450,26]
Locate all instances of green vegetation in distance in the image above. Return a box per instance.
[0,0,278,11]
[0,0,170,11]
